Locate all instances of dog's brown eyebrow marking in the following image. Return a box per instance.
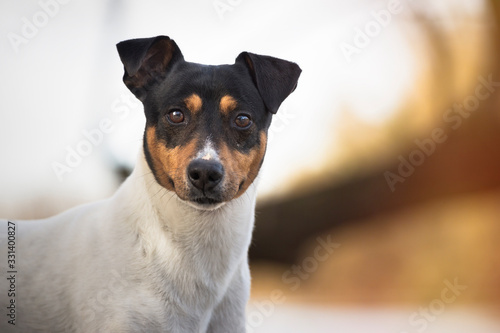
[219,95,238,115]
[184,93,203,113]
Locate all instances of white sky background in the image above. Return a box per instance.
[0,0,484,214]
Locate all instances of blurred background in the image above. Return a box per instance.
[1,0,500,332]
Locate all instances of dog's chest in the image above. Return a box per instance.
[94,281,216,332]
[97,197,251,332]
[69,248,229,333]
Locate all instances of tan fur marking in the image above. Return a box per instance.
[219,95,238,115]
[184,94,203,114]
[219,132,267,199]
[147,125,266,202]
[146,126,199,198]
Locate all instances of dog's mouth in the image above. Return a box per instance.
[186,196,225,211]
[192,197,221,205]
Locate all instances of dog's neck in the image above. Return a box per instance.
[115,150,257,292]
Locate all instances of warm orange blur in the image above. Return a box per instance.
[250,0,500,319]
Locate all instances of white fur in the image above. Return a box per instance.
[196,139,219,162]
[0,150,257,332]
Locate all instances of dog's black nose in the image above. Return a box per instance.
[187,159,224,192]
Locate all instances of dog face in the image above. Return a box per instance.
[117,36,301,210]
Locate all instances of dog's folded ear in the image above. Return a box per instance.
[116,36,184,100]
[236,52,301,114]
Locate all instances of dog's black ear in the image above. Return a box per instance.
[236,52,301,114]
[116,35,184,100]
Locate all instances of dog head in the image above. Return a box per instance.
[117,35,301,210]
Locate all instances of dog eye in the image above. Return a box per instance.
[235,114,252,128]
[168,110,185,124]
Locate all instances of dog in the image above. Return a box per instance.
[0,35,300,332]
